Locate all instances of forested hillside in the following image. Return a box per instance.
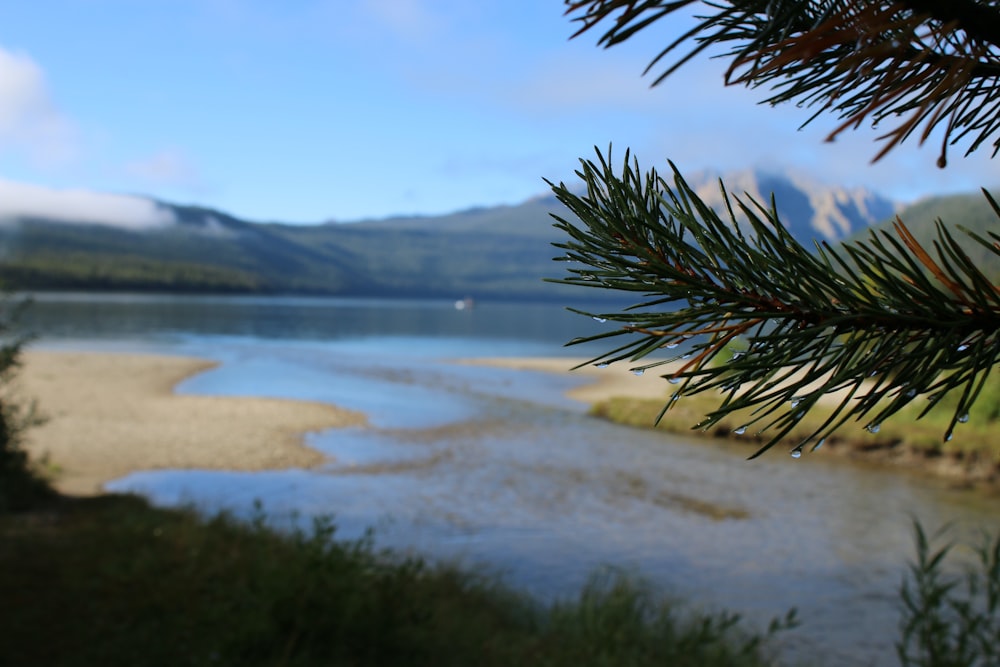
[0,169,902,299]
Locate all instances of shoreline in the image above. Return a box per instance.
[16,349,998,498]
[17,350,366,496]
[452,356,679,405]
[18,352,674,498]
[462,357,1000,491]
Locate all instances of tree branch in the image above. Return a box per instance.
[548,148,1000,456]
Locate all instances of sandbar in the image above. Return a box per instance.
[16,350,366,496]
[456,357,679,404]
[459,357,856,408]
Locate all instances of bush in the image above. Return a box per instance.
[0,293,50,512]
[897,522,1000,667]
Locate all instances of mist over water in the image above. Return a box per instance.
[25,293,1000,667]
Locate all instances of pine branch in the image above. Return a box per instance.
[547,147,1000,457]
[564,1,1000,165]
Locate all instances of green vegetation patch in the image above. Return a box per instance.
[0,494,789,667]
[588,372,1000,472]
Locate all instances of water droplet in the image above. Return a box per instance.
[945,431,953,442]
[592,316,607,323]
[681,353,692,360]
[791,447,803,459]
[594,362,609,369]
[669,392,680,402]
[958,413,970,423]
[790,396,803,408]
[632,369,645,376]
[731,352,745,362]
[582,274,597,281]
[734,425,747,435]
[904,388,916,398]
[665,341,680,349]
[811,438,825,452]
[865,423,881,434]
[668,377,681,384]
[957,343,970,352]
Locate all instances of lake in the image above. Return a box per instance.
[19,292,1000,667]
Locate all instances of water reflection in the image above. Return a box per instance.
[21,292,618,355]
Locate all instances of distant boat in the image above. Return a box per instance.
[454,297,475,311]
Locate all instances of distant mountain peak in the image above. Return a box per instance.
[680,167,900,243]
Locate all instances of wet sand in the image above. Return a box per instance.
[17,350,366,496]
[15,351,668,497]
[459,357,678,404]
[15,349,878,497]
[463,357,863,408]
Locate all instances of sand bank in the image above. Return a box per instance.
[462,357,863,408]
[457,357,679,404]
[17,350,366,496]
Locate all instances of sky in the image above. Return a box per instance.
[0,0,998,226]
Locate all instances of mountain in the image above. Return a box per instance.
[0,170,900,300]
[847,187,1000,279]
[683,168,899,243]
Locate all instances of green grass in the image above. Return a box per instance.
[589,372,1000,466]
[0,494,790,667]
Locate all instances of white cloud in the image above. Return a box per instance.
[0,179,176,230]
[0,46,77,166]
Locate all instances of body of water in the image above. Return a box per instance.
[20,292,1000,667]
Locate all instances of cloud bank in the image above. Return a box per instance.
[0,46,77,166]
[0,179,176,230]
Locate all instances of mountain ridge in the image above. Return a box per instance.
[0,168,916,299]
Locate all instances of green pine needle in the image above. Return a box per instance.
[547,147,1000,457]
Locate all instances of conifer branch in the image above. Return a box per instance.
[547,148,1000,457]
[564,1,1000,166]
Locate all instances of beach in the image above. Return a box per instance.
[22,347,977,499]
[15,350,672,497]
[457,356,677,404]
[17,350,366,496]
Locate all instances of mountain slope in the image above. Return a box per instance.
[685,168,899,243]
[847,188,1000,279]
[0,170,899,299]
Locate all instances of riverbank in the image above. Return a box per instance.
[465,357,1000,491]
[5,350,793,666]
[17,350,366,496]
[16,349,1000,498]
[0,494,788,667]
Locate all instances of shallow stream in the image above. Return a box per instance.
[26,293,1000,667]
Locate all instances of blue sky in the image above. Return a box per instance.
[0,0,997,225]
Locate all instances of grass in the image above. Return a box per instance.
[0,493,791,667]
[588,373,1000,472]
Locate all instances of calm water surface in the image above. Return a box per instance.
[23,293,1000,667]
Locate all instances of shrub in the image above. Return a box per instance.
[0,293,50,512]
[897,522,1000,667]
